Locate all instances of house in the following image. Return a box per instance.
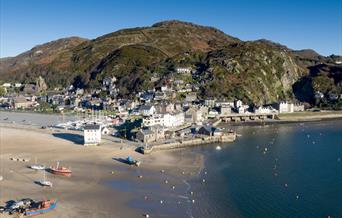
[101,126,110,135]
[155,102,174,113]
[12,96,34,109]
[136,125,165,143]
[176,67,192,74]
[185,93,197,102]
[276,101,294,113]
[220,106,232,115]
[234,100,243,109]
[237,106,247,114]
[254,106,275,114]
[2,83,11,88]
[198,126,215,136]
[83,124,101,146]
[328,93,339,101]
[139,92,154,103]
[163,112,185,127]
[143,114,164,127]
[23,84,37,94]
[293,104,305,112]
[208,108,219,118]
[185,107,204,123]
[139,105,156,116]
[204,99,216,107]
[314,91,324,99]
[14,83,22,88]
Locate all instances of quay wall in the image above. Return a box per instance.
[142,133,236,154]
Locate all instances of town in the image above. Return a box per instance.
[1,67,334,152]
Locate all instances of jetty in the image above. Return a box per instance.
[140,132,236,154]
[220,113,278,122]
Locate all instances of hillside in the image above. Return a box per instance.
[0,20,341,105]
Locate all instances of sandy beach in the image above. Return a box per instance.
[0,125,203,218]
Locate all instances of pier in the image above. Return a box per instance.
[220,113,278,122]
[141,132,237,154]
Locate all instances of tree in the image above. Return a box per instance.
[0,87,6,96]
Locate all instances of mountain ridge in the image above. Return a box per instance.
[1,20,341,105]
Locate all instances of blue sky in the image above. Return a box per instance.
[0,0,341,57]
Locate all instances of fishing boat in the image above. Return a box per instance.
[126,156,141,167]
[37,171,52,187]
[49,162,72,176]
[24,199,57,217]
[30,158,45,170]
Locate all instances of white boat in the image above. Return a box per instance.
[30,157,45,170]
[37,171,52,187]
[31,164,45,170]
[215,146,222,150]
[0,176,3,181]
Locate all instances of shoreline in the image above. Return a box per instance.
[219,111,342,127]
[0,125,204,217]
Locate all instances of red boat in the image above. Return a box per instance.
[49,162,72,176]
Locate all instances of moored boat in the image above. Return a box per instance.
[24,199,57,216]
[49,162,72,176]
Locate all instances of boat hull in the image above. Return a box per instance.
[24,200,57,217]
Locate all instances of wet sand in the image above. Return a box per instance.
[0,126,203,217]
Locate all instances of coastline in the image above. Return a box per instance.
[219,111,342,127]
[0,124,204,217]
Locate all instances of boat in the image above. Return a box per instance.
[49,162,72,176]
[126,156,141,167]
[30,165,45,170]
[30,158,45,170]
[215,145,222,150]
[24,199,57,216]
[37,171,52,187]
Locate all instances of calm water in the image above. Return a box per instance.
[190,120,342,218]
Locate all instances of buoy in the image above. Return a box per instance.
[192,199,195,203]
[139,175,143,178]
[190,191,194,195]
[284,183,288,188]
[337,157,341,162]
[161,169,165,173]
[182,171,185,175]
[172,186,175,190]
[296,195,299,199]
[204,171,207,175]
[164,180,168,184]
[202,179,206,183]
[144,196,148,200]
[111,171,115,174]
[145,214,150,218]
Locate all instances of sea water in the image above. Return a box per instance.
[190,120,342,218]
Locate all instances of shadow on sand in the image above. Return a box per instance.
[112,157,130,165]
[52,133,83,145]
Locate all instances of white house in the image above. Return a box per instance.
[234,100,243,109]
[176,67,192,74]
[255,106,275,114]
[101,126,110,135]
[143,114,164,127]
[277,101,294,113]
[163,112,185,127]
[2,83,11,88]
[238,105,249,114]
[84,124,101,146]
[14,83,22,88]
[139,105,156,116]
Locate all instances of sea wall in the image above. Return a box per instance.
[141,132,236,154]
